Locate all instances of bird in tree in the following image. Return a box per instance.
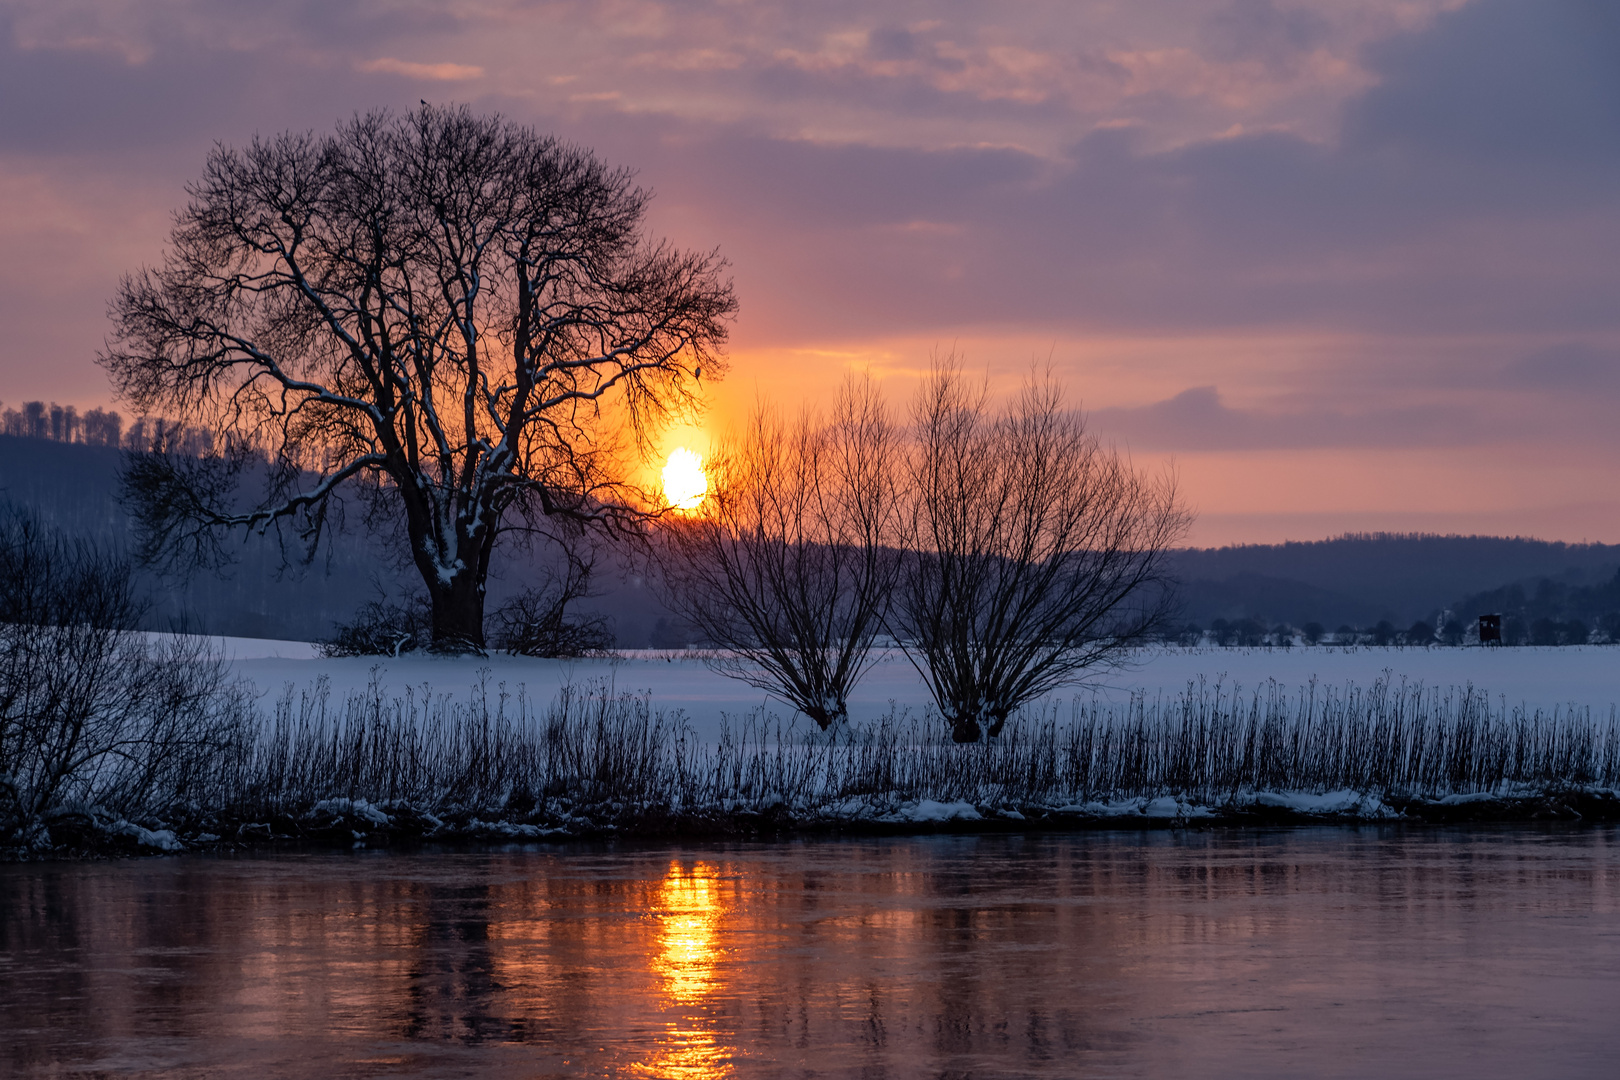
[101,104,736,651]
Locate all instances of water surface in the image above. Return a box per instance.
[3,828,1618,1078]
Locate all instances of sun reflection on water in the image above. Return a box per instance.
[633,861,736,1079]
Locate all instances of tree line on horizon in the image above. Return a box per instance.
[0,400,217,456]
[1167,573,1620,649]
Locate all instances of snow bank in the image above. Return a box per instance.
[214,643,1620,744]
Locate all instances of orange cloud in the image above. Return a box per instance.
[356,57,484,81]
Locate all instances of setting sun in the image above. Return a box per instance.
[662,447,708,510]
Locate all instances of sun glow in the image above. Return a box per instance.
[662,447,708,510]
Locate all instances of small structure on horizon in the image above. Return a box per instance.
[1478,613,1502,645]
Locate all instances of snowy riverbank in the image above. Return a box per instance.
[217,641,1620,741]
[13,640,1620,859]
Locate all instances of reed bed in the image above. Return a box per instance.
[220,672,1620,821]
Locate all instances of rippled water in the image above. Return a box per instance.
[3,828,1618,1078]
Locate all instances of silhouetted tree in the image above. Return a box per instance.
[1229,617,1266,647]
[891,361,1189,742]
[654,377,899,729]
[101,105,736,651]
[1302,621,1325,645]
[82,408,123,447]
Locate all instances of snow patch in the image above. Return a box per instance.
[892,799,981,823]
[1249,789,1395,817]
[311,798,392,826]
[1435,791,1501,806]
[111,821,183,851]
[217,644,1620,747]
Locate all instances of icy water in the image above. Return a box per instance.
[4,830,1619,1079]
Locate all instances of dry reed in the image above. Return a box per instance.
[218,671,1620,820]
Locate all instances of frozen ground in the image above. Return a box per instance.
[216,640,1620,738]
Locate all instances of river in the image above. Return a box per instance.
[3,827,1618,1078]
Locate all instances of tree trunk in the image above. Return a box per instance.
[427,571,487,652]
[400,485,499,653]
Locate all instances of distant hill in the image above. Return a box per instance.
[1169,534,1620,629]
[6,432,1618,643]
[1169,572,1386,630]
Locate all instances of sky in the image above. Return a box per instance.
[0,0,1617,546]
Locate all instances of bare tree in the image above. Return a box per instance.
[101,105,736,651]
[0,510,249,847]
[653,377,900,729]
[892,360,1190,742]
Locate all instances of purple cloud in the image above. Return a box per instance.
[1086,386,1481,452]
[2,0,1618,539]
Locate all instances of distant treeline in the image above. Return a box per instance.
[0,400,214,455]
[1168,572,1620,648]
[1449,570,1620,646]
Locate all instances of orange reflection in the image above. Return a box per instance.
[634,861,736,1079]
[653,863,722,1003]
[631,1027,734,1080]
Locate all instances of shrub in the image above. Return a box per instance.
[492,586,614,658]
[321,597,432,657]
[0,510,250,847]
[1529,617,1588,647]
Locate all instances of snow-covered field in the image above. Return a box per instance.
[217,639,1620,736]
